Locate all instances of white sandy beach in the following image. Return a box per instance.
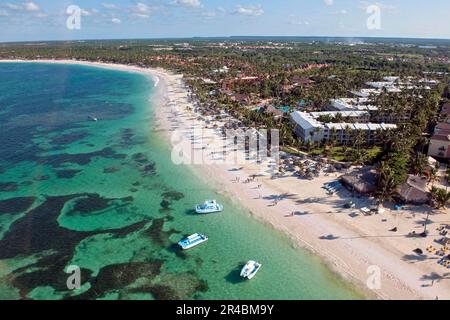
[2,59,449,300]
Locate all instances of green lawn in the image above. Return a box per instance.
[309,146,382,163]
[281,146,307,157]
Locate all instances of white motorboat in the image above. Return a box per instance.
[195,200,224,214]
[178,233,208,250]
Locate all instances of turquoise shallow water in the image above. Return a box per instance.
[0,62,363,300]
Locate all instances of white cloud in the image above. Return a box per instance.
[288,15,310,26]
[102,3,118,10]
[1,2,41,14]
[111,17,121,24]
[24,2,40,12]
[233,5,264,17]
[3,3,23,11]
[324,0,334,6]
[34,12,47,18]
[289,20,310,26]
[131,2,153,18]
[172,0,202,8]
[201,11,216,18]
[81,9,92,16]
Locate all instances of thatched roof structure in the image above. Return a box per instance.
[260,106,284,119]
[396,175,431,205]
[340,167,378,194]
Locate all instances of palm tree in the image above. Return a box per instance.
[342,125,352,154]
[280,122,296,147]
[411,153,428,176]
[376,162,397,204]
[430,187,450,210]
[351,130,368,165]
[428,167,439,187]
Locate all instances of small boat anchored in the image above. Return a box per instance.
[195,200,224,214]
[178,233,208,250]
[88,115,98,122]
[240,261,262,280]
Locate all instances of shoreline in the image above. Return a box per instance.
[2,59,449,300]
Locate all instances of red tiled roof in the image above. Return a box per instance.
[436,122,450,131]
[263,106,284,117]
[442,103,450,116]
[431,134,450,142]
[291,76,315,85]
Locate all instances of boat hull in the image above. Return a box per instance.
[240,261,262,280]
[195,204,224,214]
[178,234,208,250]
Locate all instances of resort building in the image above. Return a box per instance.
[309,110,371,122]
[366,81,399,90]
[428,104,450,161]
[351,88,383,98]
[428,132,450,161]
[330,98,378,112]
[290,111,397,144]
[330,98,411,124]
[440,103,450,123]
[435,122,450,135]
[383,76,400,82]
[290,111,323,142]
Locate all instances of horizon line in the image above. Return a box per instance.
[1,35,450,45]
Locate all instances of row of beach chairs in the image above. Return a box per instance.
[323,181,343,194]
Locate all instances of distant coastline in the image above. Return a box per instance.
[1,35,450,45]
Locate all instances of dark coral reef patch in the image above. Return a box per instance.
[0,197,36,215]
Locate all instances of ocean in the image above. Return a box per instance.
[0,62,362,300]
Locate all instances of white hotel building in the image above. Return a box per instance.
[330,97,410,124]
[290,76,436,144]
[331,98,378,112]
[290,111,397,144]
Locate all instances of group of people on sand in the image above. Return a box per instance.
[244,175,258,184]
[234,175,259,185]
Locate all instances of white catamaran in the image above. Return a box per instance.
[240,261,262,280]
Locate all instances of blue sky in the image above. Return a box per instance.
[0,0,449,42]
